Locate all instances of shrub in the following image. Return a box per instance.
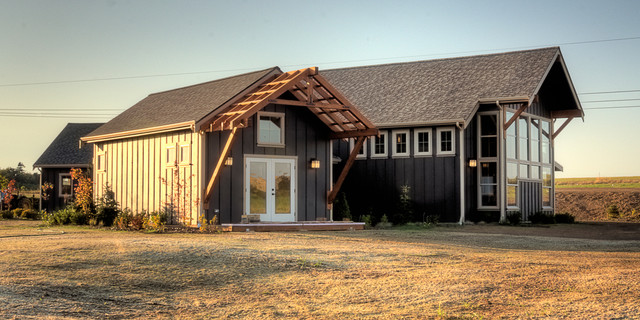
[424,214,439,225]
[360,214,372,228]
[607,204,620,219]
[95,184,120,227]
[46,206,78,225]
[395,185,414,224]
[21,209,39,220]
[130,212,144,230]
[530,211,556,224]
[114,209,132,230]
[1,210,12,219]
[555,212,575,224]
[198,214,220,232]
[375,214,393,229]
[12,208,24,219]
[506,211,521,225]
[144,211,166,232]
[333,192,352,221]
[69,209,89,225]
[469,211,500,224]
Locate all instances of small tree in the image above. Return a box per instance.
[395,185,414,224]
[333,192,352,221]
[70,168,93,217]
[1,180,16,211]
[160,166,199,225]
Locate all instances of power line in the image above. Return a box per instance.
[579,89,640,95]
[2,35,640,87]
[583,105,640,110]
[582,98,640,103]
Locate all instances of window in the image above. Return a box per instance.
[59,173,72,197]
[531,119,540,162]
[392,130,410,157]
[436,127,455,156]
[258,112,284,146]
[96,152,106,172]
[179,144,191,165]
[541,120,551,164]
[414,128,432,156]
[542,167,552,207]
[506,110,517,159]
[518,118,529,161]
[479,162,498,207]
[479,114,497,158]
[507,162,518,207]
[370,131,388,158]
[166,145,176,166]
[349,137,367,159]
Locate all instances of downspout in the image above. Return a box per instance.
[329,140,334,222]
[38,167,42,212]
[456,122,465,225]
[497,101,506,223]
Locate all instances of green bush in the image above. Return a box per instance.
[69,209,89,225]
[96,184,120,226]
[506,211,521,225]
[607,204,620,219]
[555,212,575,224]
[530,211,556,224]
[395,185,414,224]
[21,209,39,220]
[47,206,78,225]
[360,214,372,228]
[333,192,352,221]
[143,211,166,232]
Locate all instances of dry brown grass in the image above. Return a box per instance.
[1,220,639,319]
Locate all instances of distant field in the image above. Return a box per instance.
[556,176,640,189]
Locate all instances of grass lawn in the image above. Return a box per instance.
[1,220,639,319]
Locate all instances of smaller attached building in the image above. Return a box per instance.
[34,123,104,212]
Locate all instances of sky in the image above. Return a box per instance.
[1,0,639,178]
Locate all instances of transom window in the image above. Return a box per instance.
[258,112,285,146]
[392,130,410,157]
[436,127,455,156]
[370,131,388,158]
[414,128,432,156]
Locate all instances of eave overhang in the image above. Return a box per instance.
[81,121,195,143]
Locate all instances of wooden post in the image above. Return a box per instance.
[203,127,238,208]
[503,102,529,134]
[552,117,573,140]
[327,136,365,206]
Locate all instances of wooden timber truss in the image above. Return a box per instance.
[201,67,378,209]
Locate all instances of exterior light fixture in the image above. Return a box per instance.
[224,157,233,166]
[468,159,477,168]
[310,159,320,169]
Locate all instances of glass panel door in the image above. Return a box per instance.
[246,157,296,222]
[248,160,267,215]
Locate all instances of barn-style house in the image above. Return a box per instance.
[79,46,582,226]
[325,47,583,223]
[81,67,376,227]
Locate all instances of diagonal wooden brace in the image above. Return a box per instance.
[327,136,365,207]
[203,127,238,209]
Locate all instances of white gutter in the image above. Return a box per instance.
[38,167,42,212]
[497,101,506,223]
[456,122,465,225]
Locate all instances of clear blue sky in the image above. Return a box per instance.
[1,0,639,177]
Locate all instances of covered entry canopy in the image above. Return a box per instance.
[200,67,378,208]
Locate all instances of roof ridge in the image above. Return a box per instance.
[323,47,560,72]
[148,67,280,97]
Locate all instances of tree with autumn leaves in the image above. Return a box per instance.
[1,179,17,211]
[70,168,93,217]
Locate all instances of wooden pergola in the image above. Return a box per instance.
[200,67,377,209]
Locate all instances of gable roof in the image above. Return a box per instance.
[34,123,104,168]
[321,47,580,127]
[83,67,280,141]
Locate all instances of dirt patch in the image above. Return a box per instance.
[556,188,640,222]
[1,220,639,319]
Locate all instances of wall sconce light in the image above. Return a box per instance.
[224,157,233,166]
[310,159,320,169]
[468,159,477,168]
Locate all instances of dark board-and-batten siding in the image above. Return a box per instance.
[334,127,461,223]
[205,104,332,224]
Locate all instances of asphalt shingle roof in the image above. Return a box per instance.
[86,67,278,137]
[34,123,104,167]
[321,47,560,126]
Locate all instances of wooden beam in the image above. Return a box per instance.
[203,126,238,208]
[551,109,582,118]
[552,117,573,140]
[268,99,350,110]
[328,136,365,206]
[504,102,529,132]
[328,128,378,139]
[313,74,377,130]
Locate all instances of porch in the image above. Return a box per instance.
[220,221,365,232]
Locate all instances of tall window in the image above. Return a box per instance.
[258,112,284,146]
[480,115,497,158]
[96,152,106,172]
[392,130,410,157]
[480,162,498,207]
[59,173,72,197]
[518,117,529,161]
[414,128,432,156]
[507,162,518,207]
[436,127,455,156]
[542,167,552,207]
[478,114,498,208]
[370,131,388,158]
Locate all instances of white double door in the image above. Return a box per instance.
[245,157,296,222]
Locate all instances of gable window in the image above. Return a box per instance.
[258,112,284,147]
[96,152,106,172]
[350,138,367,159]
[59,173,72,197]
[436,127,455,156]
[414,128,432,156]
[179,144,191,165]
[392,130,410,157]
[370,131,388,158]
[166,145,176,166]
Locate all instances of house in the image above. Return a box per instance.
[34,123,104,212]
[80,67,376,226]
[322,47,583,223]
